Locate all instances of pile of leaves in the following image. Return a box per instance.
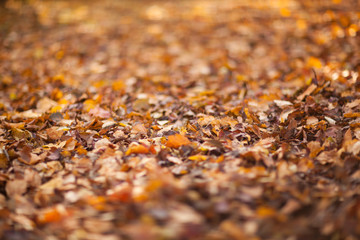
[0,0,359,239]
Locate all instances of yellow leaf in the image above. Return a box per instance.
[50,105,63,113]
[112,80,125,91]
[58,98,69,105]
[199,90,215,96]
[83,99,96,112]
[280,8,291,17]
[52,74,65,84]
[76,147,87,155]
[307,56,322,69]
[9,92,17,100]
[61,150,71,157]
[188,155,207,161]
[92,80,107,88]
[244,107,251,119]
[296,19,307,30]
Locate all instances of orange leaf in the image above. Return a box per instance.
[307,56,322,69]
[344,112,360,118]
[280,8,291,17]
[149,145,157,154]
[257,206,276,218]
[126,144,150,155]
[109,185,132,202]
[37,206,70,224]
[145,179,163,192]
[216,155,224,163]
[166,134,191,148]
[87,196,107,211]
[76,147,87,155]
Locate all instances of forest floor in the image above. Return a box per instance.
[0,0,360,239]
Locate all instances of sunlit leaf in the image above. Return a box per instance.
[166,134,191,148]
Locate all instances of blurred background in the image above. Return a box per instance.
[1,0,359,98]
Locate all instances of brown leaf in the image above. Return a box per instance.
[0,149,9,169]
[280,199,301,214]
[6,179,27,197]
[131,123,147,135]
[11,128,32,141]
[307,141,324,158]
[36,97,57,113]
[344,139,360,155]
[18,145,41,165]
[46,127,65,141]
[306,116,319,125]
[83,218,114,234]
[89,107,111,118]
[220,220,246,239]
[297,84,317,101]
[46,147,61,161]
[316,149,340,165]
[24,169,41,188]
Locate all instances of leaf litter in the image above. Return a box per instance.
[0,0,360,239]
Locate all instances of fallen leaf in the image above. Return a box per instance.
[307,141,324,158]
[274,100,293,108]
[6,179,27,197]
[37,97,58,113]
[297,84,317,101]
[89,107,111,118]
[126,144,150,155]
[37,205,70,224]
[188,154,207,161]
[46,127,65,140]
[166,134,191,148]
[131,123,147,135]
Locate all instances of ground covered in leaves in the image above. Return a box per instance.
[0,0,360,239]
